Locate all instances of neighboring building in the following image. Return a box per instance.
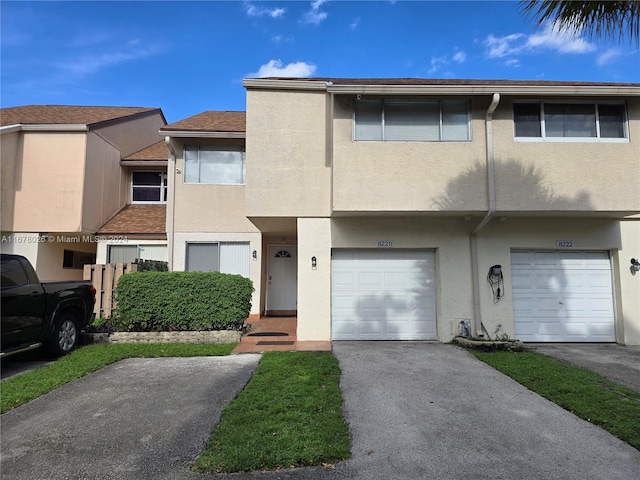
[95,141,169,264]
[237,78,640,345]
[161,111,263,318]
[0,105,166,280]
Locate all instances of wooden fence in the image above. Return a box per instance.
[83,263,138,318]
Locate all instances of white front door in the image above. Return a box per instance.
[266,246,297,313]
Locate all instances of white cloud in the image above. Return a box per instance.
[483,22,595,68]
[55,45,161,76]
[596,48,623,66]
[302,0,328,25]
[526,23,595,54]
[249,59,317,78]
[428,55,449,75]
[452,51,467,63]
[505,58,520,68]
[244,2,285,19]
[349,17,361,31]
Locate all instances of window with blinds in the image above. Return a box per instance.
[186,242,250,277]
[354,99,470,142]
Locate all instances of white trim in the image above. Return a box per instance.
[160,131,245,139]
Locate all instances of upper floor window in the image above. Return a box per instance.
[513,102,627,141]
[132,171,167,203]
[184,146,246,185]
[354,99,470,142]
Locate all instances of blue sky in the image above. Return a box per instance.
[2,1,639,123]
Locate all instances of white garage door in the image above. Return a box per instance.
[331,249,436,340]
[511,250,615,342]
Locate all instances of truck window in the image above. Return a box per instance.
[1,259,29,288]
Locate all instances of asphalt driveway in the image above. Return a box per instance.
[0,355,261,480]
[2,343,639,480]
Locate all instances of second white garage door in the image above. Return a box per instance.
[331,249,437,340]
[511,250,616,342]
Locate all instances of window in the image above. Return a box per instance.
[1,258,29,288]
[186,242,250,277]
[184,147,246,184]
[354,99,470,141]
[132,171,167,203]
[514,102,627,141]
[108,245,168,263]
[63,250,96,269]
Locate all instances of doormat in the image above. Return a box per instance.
[257,341,295,346]
[247,332,289,337]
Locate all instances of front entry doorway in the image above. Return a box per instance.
[266,245,297,316]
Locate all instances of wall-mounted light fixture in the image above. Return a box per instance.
[311,256,317,269]
[252,250,257,260]
[631,258,640,275]
[176,168,182,174]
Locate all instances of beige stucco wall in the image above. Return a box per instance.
[1,131,20,231]
[332,97,488,213]
[172,138,258,233]
[82,131,128,232]
[245,89,331,218]
[8,132,86,232]
[616,218,640,345]
[297,218,332,341]
[475,218,625,340]
[492,97,640,214]
[94,112,165,157]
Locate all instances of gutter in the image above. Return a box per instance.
[164,136,177,272]
[470,93,500,337]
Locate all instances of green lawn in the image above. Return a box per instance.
[193,351,351,473]
[1,343,236,413]
[471,350,640,450]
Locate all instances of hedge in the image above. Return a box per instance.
[113,271,253,332]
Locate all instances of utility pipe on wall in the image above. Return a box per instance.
[470,93,500,336]
[164,136,177,272]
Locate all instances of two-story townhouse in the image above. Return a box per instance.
[161,111,263,319]
[242,78,640,345]
[0,105,167,280]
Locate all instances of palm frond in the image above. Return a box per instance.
[519,1,640,45]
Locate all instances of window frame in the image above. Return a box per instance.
[183,146,246,185]
[513,100,629,143]
[353,97,472,143]
[131,170,167,204]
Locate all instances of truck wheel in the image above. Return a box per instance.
[45,313,79,357]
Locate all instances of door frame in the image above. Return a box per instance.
[265,244,298,316]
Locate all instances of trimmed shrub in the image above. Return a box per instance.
[113,271,253,332]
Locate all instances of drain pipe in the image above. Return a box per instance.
[165,136,177,272]
[470,93,500,337]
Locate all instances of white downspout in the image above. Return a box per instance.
[164,136,176,272]
[470,93,500,337]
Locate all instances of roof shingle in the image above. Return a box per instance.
[162,111,245,132]
[0,105,162,128]
[98,205,166,236]
[124,141,169,162]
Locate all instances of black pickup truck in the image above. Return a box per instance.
[1,254,96,358]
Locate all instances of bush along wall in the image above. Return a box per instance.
[135,259,169,272]
[113,271,253,332]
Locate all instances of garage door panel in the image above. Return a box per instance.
[331,249,436,341]
[511,250,615,342]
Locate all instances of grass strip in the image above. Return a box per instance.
[471,351,640,450]
[193,351,351,473]
[1,343,236,413]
